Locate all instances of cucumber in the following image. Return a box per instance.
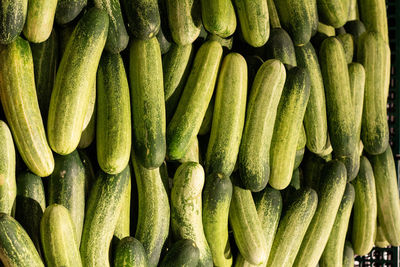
[369,146,400,246]
[0,213,44,267]
[48,8,109,155]
[0,36,54,177]
[122,0,160,39]
[31,29,58,124]
[171,162,212,267]
[344,20,366,46]
[233,0,269,47]
[114,237,148,267]
[159,239,200,267]
[317,0,350,28]
[78,104,96,149]
[200,0,236,38]
[290,168,302,190]
[114,174,131,239]
[156,23,171,55]
[205,53,247,176]
[40,204,82,267]
[302,151,325,189]
[82,69,97,134]
[202,173,233,266]
[348,0,359,21]
[97,52,131,174]
[320,184,355,267]
[375,220,390,248]
[78,150,96,200]
[132,153,170,267]
[317,22,335,37]
[238,59,286,192]
[94,0,129,53]
[23,0,57,43]
[293,160,347,267]
[358,32,390,155]
[166,0,201,45]
[265,28,297,68]
[343,241,354,267]
[49,150,85,246]
[297,125,306,150]
[179,137,200,163]
[130,37,166,169]
[55,0,87,24]
[359,0,388,43]
[267,188,318,267]
[269,67,311,190]
[198,96,214,136]
[167,41,222,160]
[337,33,354,64]
[267,0,280,28]
[0,0,27,44]
[351,156,377,256]
[294,147,305,170]
[0,121,16,215]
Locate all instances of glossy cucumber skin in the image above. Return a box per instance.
[266,28,297,67]
[55,0,87,24]
[0,0,27,44]
[47,8,109,155]
[317,0,350,28]
[167,41,222,160]
[159,239,200,267]
[238,59,286,192]
[201,0,236,38]
[359,0,389,43]
[23,0,57,43]
[113,237,148,267]
[0,36,54,177]
[205,53,247,176]
[130,37,166,169]
[97,52,131,174]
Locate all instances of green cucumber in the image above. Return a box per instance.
[0,213,44,267]
[358,32,390,155]
[302,151,325,189]
[317,0,350,28]
[40,204,82,267]
[166,0,201,45]
[233,0,269,47]
[156,23,171,55]
[49,150,85,246]
[179,137,200,163]
[320,184,355,267]
[94,0,129,53]
[369,146,400,246]
[97,52,131,174]
[317,22,335,37]
[269,67,311,190]
[297,124,306,150]
[114,237,148,267]
[130,37,166,169]
[205,53,247,176]
[132,153,170,267]
[295,42,328,155]
[202,173,233,267]
[0,36,54,177]
[82,69,97,134]
[337,33,354,64]
[359,0,388,43]
[55,0,87,24]
[0,0,27,44]
[238,59,286,192]
[77,104,96,149]
[343,241,354,267]
[375,220,390,248]
[78,150,96,200]
[0,121,16,215]
[267,188,318,267]
[160,239,200,267]
[265,28,296,68]
[348,0,359,20]
[267,0,280,28]
[344,20,366,46]
[293,160,347,267]
[171,162,212,267]
[23,0,57,43]
[294,147,305,170]
[351,156,377,256]
[200,0,236,38]
[48,8,109,155]
[290,168,302,190]
[167,41,222,160]
[114,174,131,239]
[198,96,214,136]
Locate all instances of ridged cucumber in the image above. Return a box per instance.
[337,33,354,64]
[55,0,87,24]
[343,241,354,267]
[160,239,200,267]
[23,0,57,43]
[0,0,27,44]
[265,28,296,67]
[359,0,388,43]
[201,0,236,38]
[114,237,148,267]
[317,0,350,28]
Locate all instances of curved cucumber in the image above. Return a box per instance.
[23,0,57,43]
[55,0,87,24]
[114,237,148,267]
[265,28,297,67]
[0,0,27,44]
[179,137,200,163]
[201,0,236,38]
[317,0,350,28]
[159,239,200,267]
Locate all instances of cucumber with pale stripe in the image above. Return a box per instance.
[359,0,389,43]
[317,0,350,28]
[23,0,57,43]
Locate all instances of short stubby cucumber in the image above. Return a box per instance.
[114,237,148,267]
[159,239,200,267]
[201,0,236,38]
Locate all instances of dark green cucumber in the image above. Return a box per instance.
[265,28,296,67]
[48,8,109,155]
[337,33,354,64]
[344,20,366,46]
[132,153,170,267]
[0,0,27,44]
[114,175,131,239]
[0,213,44,267]
[97,52,131,174]
[202,173,233,266]
[375,220,390,248]
[55,0,87,24]
[369,146,400,246]
[31,29,58,124]
[320,183,355,267]
[166,0,201,45]
[349,62,365,154]
[233,0,269,47]
[114,237,148,267]
[358,32,390,155]
[198,96,214,136]
[317,0,350,28]
[200,0,236,38]
[267,188,318,267]
[156,24,171,55]
[167,41,222,160]
[267,0,280,28]
[171,162,212,267]
[77,150,96,200]
[352,156,377,256]
[302,151,326,189]
[238,59,286,192]
[205,53,247,176]
[0,36,54,177]
[269,67,311,190]
[343,241,354,267]
[122,0,160,39]
[49,150,85,246]
[295,42,328,154]
[0,121,16,215]
[160,239,200,267]
[40,204,82,267]
[23,0,57,43]
[359,0,388,43]
[80,166,130,267]
[130,37,166,169]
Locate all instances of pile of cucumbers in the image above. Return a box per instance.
[0,0,398,266]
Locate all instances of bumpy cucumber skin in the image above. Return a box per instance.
[159,239,200,267]
[0,0,27,44]
[23,0,57,43]
[114,237,148,267]
[266,28,297,67]
[201,0,236,38]
[359,0,389,43]
[55,0,87,25]
[317,0,350,28]
[0,36,54,177]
